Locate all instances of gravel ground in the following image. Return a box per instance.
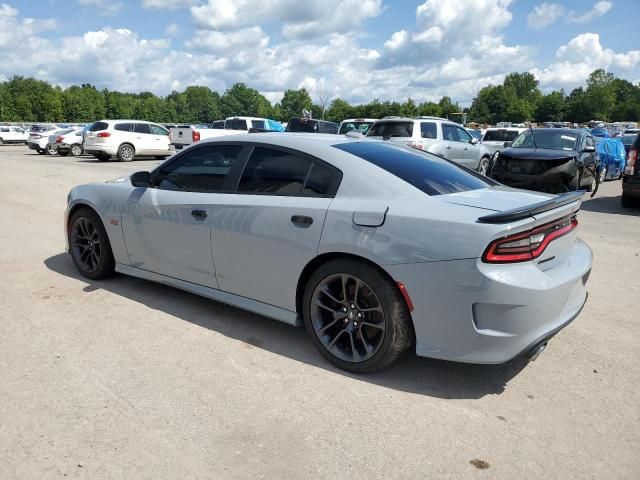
[0,145,638,479]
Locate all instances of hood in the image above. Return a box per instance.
[500,147,576,160]
[439,186,554,212]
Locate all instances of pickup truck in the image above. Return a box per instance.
[169,117,283,149]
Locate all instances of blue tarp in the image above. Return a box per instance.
[265,119,285,132]
[595,137,626,180]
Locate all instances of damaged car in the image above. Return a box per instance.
[490,128,599,194]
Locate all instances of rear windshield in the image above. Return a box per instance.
[286,118,318,133]
[89,122,109,132]
[339,121,375,135]
[333,141,492,196]
[225,119,248,130]
[483,130,520,142]
[367,121,414,138]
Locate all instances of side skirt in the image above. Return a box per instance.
[115,264,301,327]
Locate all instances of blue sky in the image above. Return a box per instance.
[3,1,640,104]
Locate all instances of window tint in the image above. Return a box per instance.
[0,127,9,132]
[134,123,151,134]
[456,127,472,143]
[150,125,168,135]
[317,122,338,134]
[251,120,265,129]
[114,123,134,132]
[442,124,458,141]
[286,118,318,133]
[89,121,109,132]
[226,118,248,130]
[333,141,492,196]
[238,147,311,194]
[303,162,338,195]
[156,145,242,192]
[420,122,437,139]
[367,121,413,138]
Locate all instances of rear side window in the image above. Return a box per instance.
[367,122,413,138]
[134,123,151,134]
[155,145,243,192]
[114,123,133,132]
[89,122,109,132]
[0,127,9,132]
[237,147,340,196]
[333,141,492,196]
[226,118,248,130]
[251,120,265,129]
[420,122,437,139]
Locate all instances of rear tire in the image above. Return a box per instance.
[303,259,414,373]
[68,208,115,280]
[0,138,4,145]
[117,144,135,162]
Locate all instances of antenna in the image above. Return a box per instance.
[529,123,538,149]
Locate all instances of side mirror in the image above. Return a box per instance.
[131,171,151,187]
[583,145,595,153]
[470,138,479,145]
[503,141,512,148]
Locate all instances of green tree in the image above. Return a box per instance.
[535,91,565,122]
[280,88,313,120]
[585,69,615,120]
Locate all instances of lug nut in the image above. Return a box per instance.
[357,312,362,318]
[350,304,355,309]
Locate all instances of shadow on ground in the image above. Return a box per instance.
[581,188,640,215]
[45,253,529,400]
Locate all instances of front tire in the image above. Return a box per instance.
[303,259,413,373]
[70,144,83,156]
[117,144,135,162]
[598,167,607,184]
[68,208,115,280]
[477,156,490,176]
[46,145,57,155]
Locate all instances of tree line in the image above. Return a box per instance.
[0,69,638,125]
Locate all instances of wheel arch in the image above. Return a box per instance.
[295,252,415,327]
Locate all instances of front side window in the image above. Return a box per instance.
[150,125,169,135]
[155,145,243,192]
[456,127,472,143]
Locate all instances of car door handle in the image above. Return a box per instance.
[291,215,313,227]
[191,209,207,220]
[446,146,451,149]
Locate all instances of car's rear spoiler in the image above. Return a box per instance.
[477,191,583,224]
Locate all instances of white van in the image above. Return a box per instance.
[84,120,171,162]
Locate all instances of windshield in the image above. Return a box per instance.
[511,130,578,151]
[225,119,248,130]
[367,121,413,138]
[339,121,374,135]
[483,130,520,142]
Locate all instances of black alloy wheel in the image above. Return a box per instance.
[68,209,114,279]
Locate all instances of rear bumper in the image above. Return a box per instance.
[622,175,640,198]
[27,142,42,151]
[384,238,592,364]
[84,144,118,156]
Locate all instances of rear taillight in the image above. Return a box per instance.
[483,215,578,264]
[407,141,424,150]
[625,148,637,175]
[192,130,200,142]
[97,131,111,138]
[55,136,63,143]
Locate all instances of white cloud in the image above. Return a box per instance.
[78,0,122,16]
[532,33,640,91]
[186,26,269,54]
[190,0,381,38]
[142,0,196,8]
[568,1,613,24]
[165,23,179,36]
[527,3,565,29]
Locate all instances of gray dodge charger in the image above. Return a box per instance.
[65,133,592,372]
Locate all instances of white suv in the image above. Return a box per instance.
[367,116,493,174]
[0,126,29,144]
[84,120,170,162]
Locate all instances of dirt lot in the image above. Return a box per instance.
[0,144,638,479]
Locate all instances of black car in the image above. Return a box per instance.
[490,128,598,193]
[286,118,339,134]
[621,133,639,208]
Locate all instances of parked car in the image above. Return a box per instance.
[83,120,171,162]
[621,134,637,159]
[286,118,339,134]
[338,118,378,135]
[481,127,526,158]
[594,137,626,181]
[55,128,85,156]
[65,134,591,372]
[490,128,599,193]
[170,117,283,150]
[45,128,79,155]
[366,116,493,174]
[465,128,482,142]
[28,124,59,133]
[621,133,640,208]
[28,127,65,154]
[0,125,29,144]
[211,120,225,129]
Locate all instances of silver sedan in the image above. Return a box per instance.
[65,133,592,372]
